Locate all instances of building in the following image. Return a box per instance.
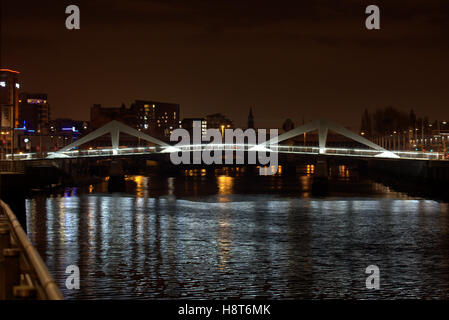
[49,118,89,135]
[131,100,179,139]
[205,113,233,135]
[90,100,180,140]
[15,118,89,153]
[181,118,207,137]
[0,69,20,156]
[18,93,50,133]
[0,69,20,130]
[91,103,134,130]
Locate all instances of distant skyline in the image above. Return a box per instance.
[1,0,449,129]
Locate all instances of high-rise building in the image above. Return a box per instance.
[131,100,179,138]
[18,93,50,133]
[0,69,20,130]
[181,118,207,137]
[90,100,180,140]
[205,113,233,135]
[0,69,21,155]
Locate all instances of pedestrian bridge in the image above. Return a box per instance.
[6,119,446,162]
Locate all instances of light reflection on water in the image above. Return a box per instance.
[25,172,449,299]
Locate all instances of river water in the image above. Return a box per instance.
[25,167,449,299]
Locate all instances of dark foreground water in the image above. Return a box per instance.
[25,168,449,299]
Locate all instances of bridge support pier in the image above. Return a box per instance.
[283,164,296,176]
[312,157,329,196]
[107,159,126,192]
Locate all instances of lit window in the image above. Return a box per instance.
[15,83,20,89]
[0,81,5,87]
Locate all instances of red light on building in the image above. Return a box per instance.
[0,69,20,74]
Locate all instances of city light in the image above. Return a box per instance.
[2,2,449,303]
[0,68,20,74]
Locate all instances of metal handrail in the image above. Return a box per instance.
[3,144,448,161]
[0,200,63,300]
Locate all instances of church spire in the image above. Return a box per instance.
[248,107,254,129]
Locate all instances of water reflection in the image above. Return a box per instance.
[25,170,449,299]
[217,175,234,202]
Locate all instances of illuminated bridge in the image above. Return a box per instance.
[5,120,446,162]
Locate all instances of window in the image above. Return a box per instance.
[0,81,5,87]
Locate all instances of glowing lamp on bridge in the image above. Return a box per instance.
[249,144,272,152]
[161,146,182,153]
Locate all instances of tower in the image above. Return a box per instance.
[248,107,254,129]
[0,68,20,156]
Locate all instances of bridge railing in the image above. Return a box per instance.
[50,146,159,158]
[5,153,36,160]
[0,200,63,300]
[278,145,320,154]
[2,145,447,161]
[392,150,443,160]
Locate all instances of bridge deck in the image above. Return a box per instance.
[3,144,445,162]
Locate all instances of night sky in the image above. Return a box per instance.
[1,0,449,129]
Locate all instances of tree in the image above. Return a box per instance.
[282,119,294,132]
[360,108,372,136]
[409,109,417,129]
